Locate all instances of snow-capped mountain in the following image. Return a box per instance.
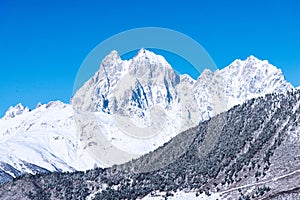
[73,50,293,121]
[71,50,293,165]
[218,55,293,108]
[72,49,199,130]
[71,49,200,165]
[0,49,294,184]
[0,101,98,184]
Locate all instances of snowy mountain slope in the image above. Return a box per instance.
[0,101,98,184]
[0,49,294,184]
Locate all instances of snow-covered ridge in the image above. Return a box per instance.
[2,103,30,120]
[0,49,295,184]
[73,50,293,116]
[217,55,293,108]
[0,101,98,184]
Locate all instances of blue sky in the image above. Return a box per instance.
[0,0,299,116]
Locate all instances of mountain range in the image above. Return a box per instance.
[0,49,296,191]
[0,84,299,200]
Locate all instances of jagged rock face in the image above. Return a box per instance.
[0,90,299,200]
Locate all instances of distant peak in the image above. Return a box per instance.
[3,103,30,119]
[220,55,294,90]
[246,55,260,61]
[35,102,43,108]
[244,55,270,65]
[45,101,66,109]
[98,50,123,73]
[180,74,196,85]
[135,48,155,58]
[202,68,213,74]
[137,48,147,55]
[199,68,213,78]
[108,50,120,58]
[133,48,171,67]
[227,55,273,70]
[102,50,121,64]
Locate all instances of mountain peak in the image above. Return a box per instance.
[100,50,121,68]
[244,55,274,67]
[245,55,261,62]
[230,55,267,68]
[180,74,196,85]
[218,55,293,108]
[137,48,147,55]
[133,48,170,66]
[45,101,67,109]
[198,68,214,80]
[3,103,30,119]
[227,55,280,74]
[135,48,155,57]
[107,50,120,60]
[35,102,43,109]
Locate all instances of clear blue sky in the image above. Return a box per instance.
[1,0,299,117]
